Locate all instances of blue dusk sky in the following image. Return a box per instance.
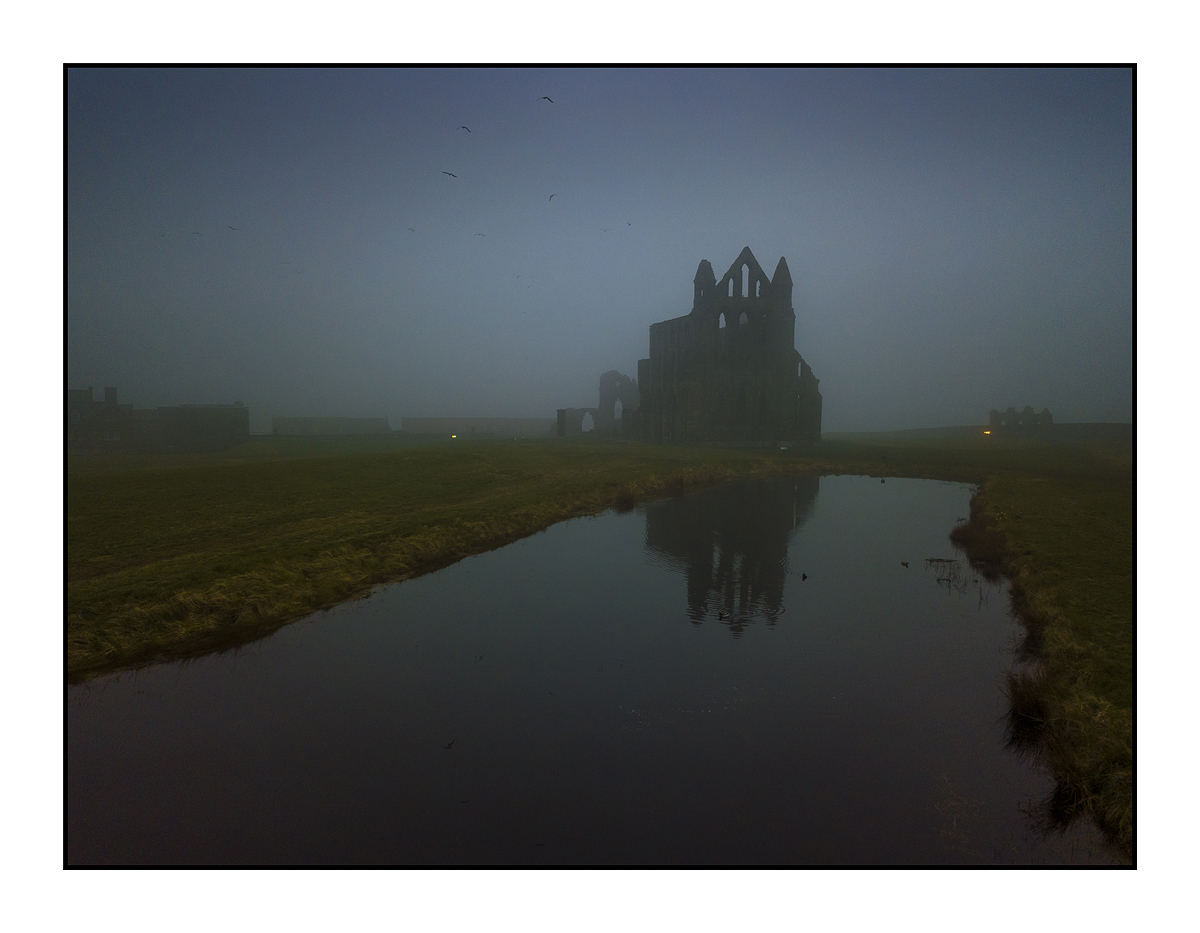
[66,67,1133,433]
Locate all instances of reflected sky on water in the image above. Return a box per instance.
[67,475,1118,864]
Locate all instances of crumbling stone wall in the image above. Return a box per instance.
[556,407,600,437]
[67,387,249,452]
[989,406,1054,434]
[597,370,640,436]
[557,371,640,438]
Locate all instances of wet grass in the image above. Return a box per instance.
[959,473,1134,861]
[68,439,805,681]
[67,426,1132,859]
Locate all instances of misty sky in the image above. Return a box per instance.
[66,68,1132,433]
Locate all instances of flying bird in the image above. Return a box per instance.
[802,573,808,581]
[475,233,486,236]
[540,96,553,103]
[408,228,415,232]
[443,171,458,177]
[227,225,239,231]
[458,125,471,132]
[901,562,909,568]
[444,739,456,750]
[549,193,556,201]
[191,231,203,236]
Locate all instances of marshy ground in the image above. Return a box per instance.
[67,425,1133,860]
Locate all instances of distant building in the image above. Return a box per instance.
[989,406,1054,434]
[557,370,640,438]
[67,386,132,450]
[633,247,822,445]
[272,416,391,435]
[66,387,249,452]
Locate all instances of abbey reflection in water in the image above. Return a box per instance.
[643,475,820,634]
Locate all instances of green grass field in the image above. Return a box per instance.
[67,427,1133,859]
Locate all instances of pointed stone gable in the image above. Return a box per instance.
[716,246,773,300]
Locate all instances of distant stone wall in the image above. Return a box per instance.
[596,371,640,435]
[161,405,250,451]
[989,407,1054,434]
[556,408,599,437]
[402,417,555,437]
[272,416,391,435]
[67,387,248,452]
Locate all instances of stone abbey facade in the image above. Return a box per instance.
[635,247,822,445]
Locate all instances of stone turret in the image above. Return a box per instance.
[772,256,793,309]
[693,259,716,307]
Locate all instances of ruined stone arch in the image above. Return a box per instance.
[597,370,640,435]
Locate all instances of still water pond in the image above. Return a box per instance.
[67,475,1116,864]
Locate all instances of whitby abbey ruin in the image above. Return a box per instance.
[560,247,822,446]
[70,249,822,452]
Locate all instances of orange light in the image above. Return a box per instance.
[451,434,456,438]
[984,430,991,435]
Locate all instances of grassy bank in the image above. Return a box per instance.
[952,473,1133,860]
[67,428,1133,857]
[68,439,806,681]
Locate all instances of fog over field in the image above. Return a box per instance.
[66,68,1133,434]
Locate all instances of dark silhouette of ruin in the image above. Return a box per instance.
[557,370,640,437]
[66,387,249,452]
[635,247,821,445]
[556,248,823,446]
[989,406,1054,434]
